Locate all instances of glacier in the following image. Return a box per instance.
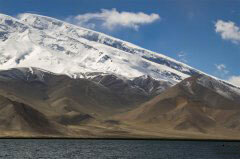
[0,13,203,83]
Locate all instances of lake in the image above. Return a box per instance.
[0,139,239,159]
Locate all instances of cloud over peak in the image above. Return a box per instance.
[214,64,229,78]
[66,8,160,31]
[177,51,188,63]
[215,20,240,44]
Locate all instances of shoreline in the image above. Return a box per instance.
[0,137,239,142]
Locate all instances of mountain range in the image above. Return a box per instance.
[0,13,240,139]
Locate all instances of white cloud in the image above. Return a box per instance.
[215,20,240,44]
[177,51,188,63]
[215,64,227,72]
[66,8,160,31]
[215,64,229,77]
[228,76,240,87]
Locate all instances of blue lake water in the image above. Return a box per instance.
[0,139,239,159]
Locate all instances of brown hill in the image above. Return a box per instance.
[117,75,240,139]
[0,95,61,136]
[1,68,240,139]
[0,68,169,117]
[0,67,171,137]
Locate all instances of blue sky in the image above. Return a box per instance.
[0,0,240,85]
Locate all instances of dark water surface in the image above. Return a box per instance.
[0,139,239,159]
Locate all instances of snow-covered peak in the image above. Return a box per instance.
[19,13,66,31]
[0,13,27,33]
[0,13,236,89]
[0,13,16,22]
[19,13,199,76]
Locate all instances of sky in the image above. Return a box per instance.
[0,0,240,85]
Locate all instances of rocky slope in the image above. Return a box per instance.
[117,75,240,139]
[0,68,239,139]
[0,67,172,137]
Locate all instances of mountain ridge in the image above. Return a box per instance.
[0,68,239,139]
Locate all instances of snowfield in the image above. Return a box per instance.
[0,13,202,83]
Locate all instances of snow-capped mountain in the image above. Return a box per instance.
[1,13,240,139]
[0,13,201,83]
